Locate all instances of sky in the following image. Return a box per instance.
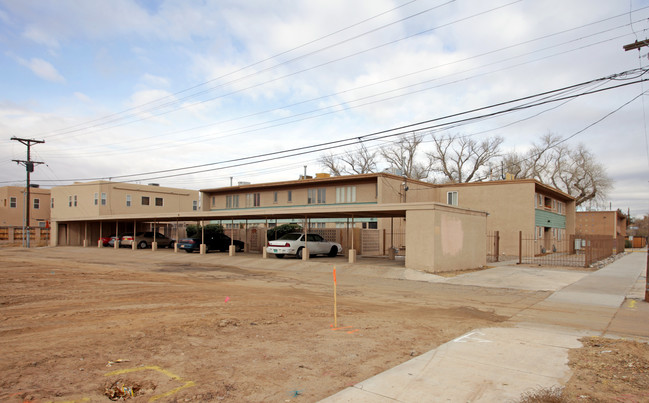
[1,0,649,217]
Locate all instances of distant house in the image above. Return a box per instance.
[0,185,51,227]
[576,210,627,251]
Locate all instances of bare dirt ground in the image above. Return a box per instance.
[0,247,548,402]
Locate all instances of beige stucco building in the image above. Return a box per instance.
[0,185,51,227]
[576,210,627,239]
[201,173,576,257]
[50,181,199,246]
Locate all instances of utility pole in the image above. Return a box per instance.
[623,39,649,52]
[11,137,45,248]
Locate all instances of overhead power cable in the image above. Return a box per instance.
[13,68,646,184]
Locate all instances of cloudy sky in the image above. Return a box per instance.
[1,0,649,216]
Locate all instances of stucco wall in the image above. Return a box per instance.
[437,182,535,256]
[405,206,486,273]
[0,186,51,227]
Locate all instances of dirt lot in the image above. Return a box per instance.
[1,247,647,403]
[0,246,550,402]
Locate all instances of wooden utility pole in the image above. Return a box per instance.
[623,39,649,52]
[11,137,45,248]
[622,41,649,301]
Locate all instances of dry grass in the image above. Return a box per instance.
[518,386,567,403]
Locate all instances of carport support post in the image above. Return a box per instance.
[229,218,236,256]
[302,217,309,260]
[262,218,268,259]
[152,220,158,251]
[98,221,103,248]
[83,222,87,247]
[114,222,119,249]
[348,215,357,263]
[200,221,206,255]
[174,218,178,253]
[132,220,137,250]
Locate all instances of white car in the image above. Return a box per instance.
[266,232,342,259]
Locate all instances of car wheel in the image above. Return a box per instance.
[138,241,147,249]
[184,249,193,253]
[275,254,285,259]
[296,247,303,259]
[328,246,338,257]
[235,244,242,252]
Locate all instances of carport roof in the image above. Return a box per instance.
[54,202,486,223]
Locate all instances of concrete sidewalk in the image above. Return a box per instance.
[321,252,647,402]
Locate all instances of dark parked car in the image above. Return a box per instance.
[178,234,244,253]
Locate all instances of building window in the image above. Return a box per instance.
[273,192,278,204]
[336,186,356,203]
[287,190,292,203]
[101,193,106,206]
[226,195,239,209]
[10,197,17,208]
[74,195,78,207]
[51,198,54,209]
[309,188,326,204]
[246,193,260,207]
[126,195,131,207]
[447,191,458,206]
[142,196,150,206]
[544,196,552,209]
[94,192,98,205]
[155,197,163,206]
[68,196,72,207]
[193,200,198,211]
[211,196,215,206]
[33,198,40,209]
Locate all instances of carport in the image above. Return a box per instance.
[50,202,487,273]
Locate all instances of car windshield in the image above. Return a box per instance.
[278,233,302,241]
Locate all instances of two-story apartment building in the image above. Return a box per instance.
[200,173,576,257]
[50,181,200,246]
[0,185,51,227]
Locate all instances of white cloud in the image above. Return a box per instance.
[74,92,91,103]
[141,73,170,88]
[17,57,65,83]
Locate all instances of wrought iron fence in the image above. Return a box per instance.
[517,232,623,268]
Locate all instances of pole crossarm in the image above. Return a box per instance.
[623,39,649,52]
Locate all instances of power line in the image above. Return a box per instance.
[10,69,646,185]
[36,20,643,160]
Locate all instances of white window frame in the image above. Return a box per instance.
[193,200,198,211]
[10,197,17,208]
[447,191,458,206]
[126,194,131,207]
[94,192,98,206]
[33,198,40,209]
[101,192,106,206]
[74,195,78,207]
[287,190,292,203]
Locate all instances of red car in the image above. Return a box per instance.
[99,234,115,247]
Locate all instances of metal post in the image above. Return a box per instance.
[644,247,649,302]
[518,231,522,265]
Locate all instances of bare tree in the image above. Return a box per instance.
[427,133,504,183]
[503,134,612,206]
[319,144,377,176]
[380,133,432,180]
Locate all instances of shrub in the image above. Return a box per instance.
[186,224,224,239]
[267,223,302,240]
